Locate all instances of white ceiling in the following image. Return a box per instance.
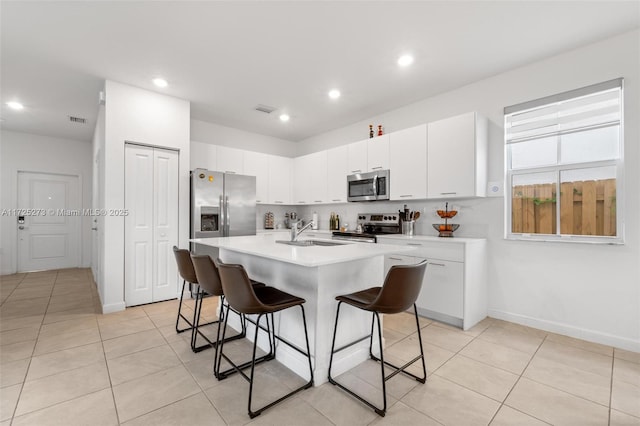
[1,1,638,143]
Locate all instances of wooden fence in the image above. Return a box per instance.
[512,179,616,236]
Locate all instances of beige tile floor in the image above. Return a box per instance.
[1,268,639,425]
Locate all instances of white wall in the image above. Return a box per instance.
[297,30,640,351]
[0,130,93,274]
[191,119,296,157]
[101,80,190,313]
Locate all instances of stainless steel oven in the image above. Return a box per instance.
[347,170,390,202]
[331,213,400,243]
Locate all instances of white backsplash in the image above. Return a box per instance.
[257,198,497,238]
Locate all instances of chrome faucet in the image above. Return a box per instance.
[290,220,314,242]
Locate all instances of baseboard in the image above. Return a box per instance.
[102,301,126,314]
[488,309,640,353]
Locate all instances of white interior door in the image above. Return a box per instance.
[17,172,80,272]
[152,148,179,302]
[124,144,178,306]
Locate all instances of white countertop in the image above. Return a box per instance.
[191,234,413,267]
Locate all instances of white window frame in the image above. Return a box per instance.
[504,78,624,244]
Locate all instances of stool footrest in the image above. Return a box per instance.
[370,354,426,383]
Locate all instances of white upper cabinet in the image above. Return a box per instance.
[389,124,427,200]
[367,134,389,171]
[190,141,217,171]
[243,151,269,204]
[216,146,244,174]
[327,145,348,203]
[268,155,292,204]
[347,140,367,174]
[427,112,488,198]
[293,151,328,204]
[293,154,311,204]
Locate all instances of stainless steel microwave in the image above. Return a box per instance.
[347,170,390,202]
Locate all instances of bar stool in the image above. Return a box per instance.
[214,259,314,419]
[190,255,269,355]
[327,261,428,417]
[173,246,215,335]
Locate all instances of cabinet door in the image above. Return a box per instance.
[244,151,269,204]
[417,260,464,318]
[327,145,348,203]
[428,112,486,198]
[347,140,368,174]
[268,155,291,204]
[308,151,328,204]
[367,134,389,171]
[292,154,311,204]
[190,141,216,171]
[390,124,427,200]
[384,253,423,278]
[216,146,244,174]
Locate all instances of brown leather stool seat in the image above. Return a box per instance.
[328,261,428,417]
[190,255,268,356]
[214,258,313,419]
[173,246,216,336]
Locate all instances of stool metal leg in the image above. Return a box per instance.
[247,307,313,419]
[328,302,427,417]
[176,280,193,333]
[215,309,275,380]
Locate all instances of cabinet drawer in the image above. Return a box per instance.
[392,241,464,262]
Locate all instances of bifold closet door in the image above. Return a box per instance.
[125,144,179,306]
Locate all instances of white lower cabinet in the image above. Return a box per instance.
[379,236,487,330]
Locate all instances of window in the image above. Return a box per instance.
[505,78,623,243]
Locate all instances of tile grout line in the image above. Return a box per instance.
[8,270,57,423]
[0,272,26,308]
[97,303,123,426]
[608,353,615,426]
[484,330,549,425]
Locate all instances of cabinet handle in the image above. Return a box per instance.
[256,200,262,203]
[407,243,423,246]
[429,262,446,267]
[399,195,413,198]
[314,200,323,203]
[371,166,383,170]
[440,192,457,195]
[274,201,283,204]
[225,171,236,174]
[351,169,362,173]
[298,201,306,203]
[388,257,404,261]
[332,199,342,202]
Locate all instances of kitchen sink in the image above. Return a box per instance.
[276,239,349,247]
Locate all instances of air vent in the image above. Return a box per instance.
[254,104,277,114]
[68,116,86,124]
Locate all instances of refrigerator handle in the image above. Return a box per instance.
[225,195,230,236]
[219,195,225,237]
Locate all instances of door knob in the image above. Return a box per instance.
[91,227,98,231]
[18,225,25,230]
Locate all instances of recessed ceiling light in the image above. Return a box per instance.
[328,89,341,99]
[279,114,290,122]
[397,54,414,67]
[6,101,24,110]
[152,78,168,88]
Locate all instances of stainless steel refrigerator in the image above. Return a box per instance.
[190,168,256,252]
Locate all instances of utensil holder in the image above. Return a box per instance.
[402,220,415,236]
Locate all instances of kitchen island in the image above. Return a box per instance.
[191,233,413,385]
